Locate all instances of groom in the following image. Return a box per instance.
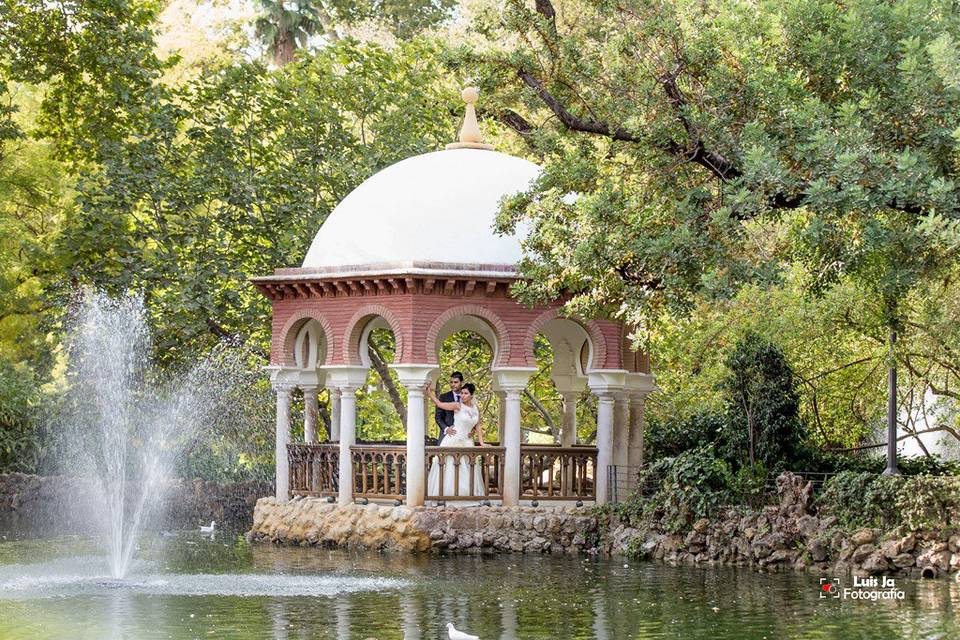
[434,371,464,441]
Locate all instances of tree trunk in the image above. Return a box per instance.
[523,389,559,441]
[884,327,900,475]
[367,339,406,428]
[318,392,331,438]
[275,33,295,66]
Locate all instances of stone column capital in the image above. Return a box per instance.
[272,382,297,395]
[551,374,587,395]
[323,365,369,392]
[625,372,657,399]
[587,369,627,397]
[389,364,439,389]
[493,367,537,392]
[267,365,299,392]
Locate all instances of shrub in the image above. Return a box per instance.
[817,471,960,531]
[719,332,806,471]
[816,471,904,529]
[0,359,42,473]
[637,446,734,533]
[645,412,725,459]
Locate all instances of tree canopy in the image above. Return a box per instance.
[3,0,960,478]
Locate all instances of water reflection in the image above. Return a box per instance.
[401,592,422,639]
[0,532,957,639]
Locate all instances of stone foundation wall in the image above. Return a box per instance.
[0,473,272,534]
[249,497,598,554]
[601,473,960,579]
[249,474,958,580]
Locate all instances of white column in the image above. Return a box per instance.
[560,391,578,447]
[589,370,627,506]
[401,592,423,640]
[391,364,437,507]
[329,387,342,441]
[406,387,426,505]
[324,366,369,506]
[503,389,523,506]
[302,385,319,444]
[273,383,294,501]
[613,392,630,468]
[494,368,535,506]
[627,393,646,470]
[595,393,615,505]
[337,385,358,505]
[495,390,507,445]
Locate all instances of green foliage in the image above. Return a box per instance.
[330,0,457,39]
[647,332,810,470]
[0,359,42,472]
[634,446,734,533]
[57,39,456,371]
[720,332,807,470]
[483,0,960,318]
[0,0,167,165]
[0,83,69,380]
[645,412,725,460]
[476,0,960,461]
[729,462,770,506]
[818,471,960,531]
[255,0,327,66]
[645,272,886,450]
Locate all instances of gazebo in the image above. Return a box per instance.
[251,88,655,508]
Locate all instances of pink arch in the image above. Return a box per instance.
[524,308,608,370]
[277,310,333,367]
[342,304,406,365]
[425,304,512,367]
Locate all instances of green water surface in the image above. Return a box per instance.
[0,530,956,639]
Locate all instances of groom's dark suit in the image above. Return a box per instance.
[434,390,460,443]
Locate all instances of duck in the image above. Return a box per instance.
[447,622,479,640]
[199,521,216,534]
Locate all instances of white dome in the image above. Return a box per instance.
[302,148,541,271]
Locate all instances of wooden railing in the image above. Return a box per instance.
[288,442,596,503]
[288,443,339,498]
[351,445,407,501]
[425,446,505,501]
[520,445,597,501]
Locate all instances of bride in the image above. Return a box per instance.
[424,382,486,499]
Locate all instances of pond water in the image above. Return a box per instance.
[0,530,956,639]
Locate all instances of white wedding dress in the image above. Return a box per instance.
[427,402,485,498]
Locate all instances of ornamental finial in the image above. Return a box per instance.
[446,85,494,150]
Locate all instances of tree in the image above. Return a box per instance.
[254,0,331,66]
[54,40,457,372]
[645,268,889,451]
[252,0,457,66]
[463,0,960,470]
[721,333,805,470]
[0,0,167,165]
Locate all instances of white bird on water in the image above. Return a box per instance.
[199,521,216,534]
[447,622,479,640]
